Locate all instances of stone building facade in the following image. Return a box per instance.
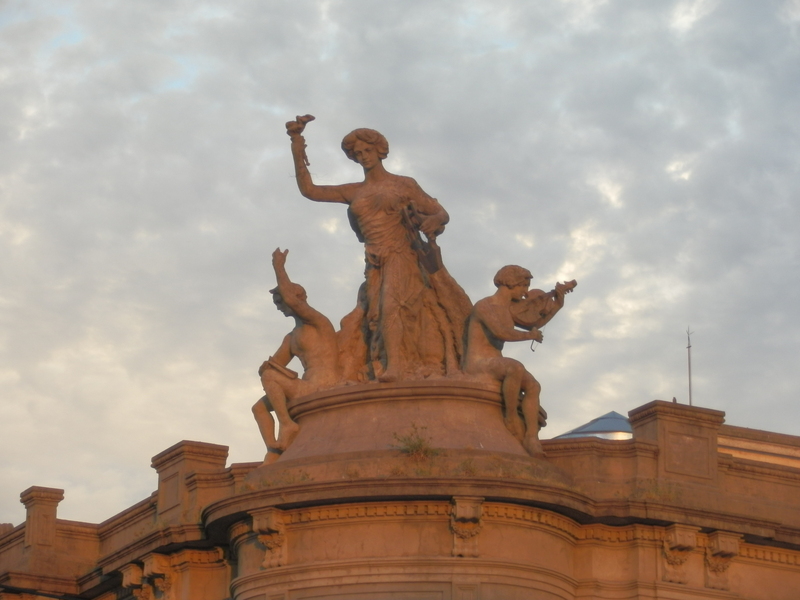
[2,384,799,599]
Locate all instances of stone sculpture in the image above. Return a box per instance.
[252,248,341,463]
[286,116,472,383]
[464,266,576,457]
[261,115,576,462]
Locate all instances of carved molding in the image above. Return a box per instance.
[739,544,800,566]
[450,497,483,558]
[171,547,226,569]
[483,503,581,539]
[230,500,800,575]
[251,508,286,569]
[249,500,713,549]
[287,501,450,525]
[581,523,662,543]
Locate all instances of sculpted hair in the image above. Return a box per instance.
[493,265,533,289]
[341,128,389,162]
[270,284,307,303]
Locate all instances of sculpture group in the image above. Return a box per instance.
[253,115,575,463]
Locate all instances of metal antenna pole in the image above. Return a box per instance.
[686,326,694,406]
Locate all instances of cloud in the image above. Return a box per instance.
[1,0,800,524]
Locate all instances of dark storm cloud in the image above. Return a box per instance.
[1,0,799,523]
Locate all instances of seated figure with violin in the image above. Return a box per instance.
[464,265,576,457]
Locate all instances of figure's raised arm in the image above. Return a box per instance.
[286,116,357,204]
[271,247,293,291]
[271,248,332,327]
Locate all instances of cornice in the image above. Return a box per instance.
[542,438,658,458]
[202,474,596,527]
[237,499,800,567]
[97,525,206,574]
[720,424,800,448]
[0,571,80,594]
[19,486,64,507]
[628,400,725,428]
[0,525,24,551]
[150,440,229,472]
[97,494,157,539]
[720,454,800,484]
[57,520,100,542]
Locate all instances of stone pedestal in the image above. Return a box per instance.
[281,380,528,459]
[205,382,579,599]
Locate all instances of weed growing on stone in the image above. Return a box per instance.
[392,423,441,462]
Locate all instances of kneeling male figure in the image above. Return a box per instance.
[253,248,341,463]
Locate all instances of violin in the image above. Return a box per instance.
[510,280,577,330]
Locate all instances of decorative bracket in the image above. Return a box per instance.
[450,496,484,558]
[120,563,153,600]
[142,553,173,596]
[661,524,699,584]
[251,507,286,569]
[704,531,740,590]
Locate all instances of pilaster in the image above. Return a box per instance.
[20,487,63,549]
[150,441,228,523]
[629,400,725,484]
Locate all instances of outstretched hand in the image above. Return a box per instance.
[529,329,544,343]
[272,247,288,268]
[285,114,315,137]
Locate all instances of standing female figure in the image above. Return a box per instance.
[286,116,471,382]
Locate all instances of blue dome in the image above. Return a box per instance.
[553,411,633,440]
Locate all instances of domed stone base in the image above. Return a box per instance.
[205,382,586,599]
[237,380,574,504]
[281,379,529,459]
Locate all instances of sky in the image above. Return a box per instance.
[2,0,800,526]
